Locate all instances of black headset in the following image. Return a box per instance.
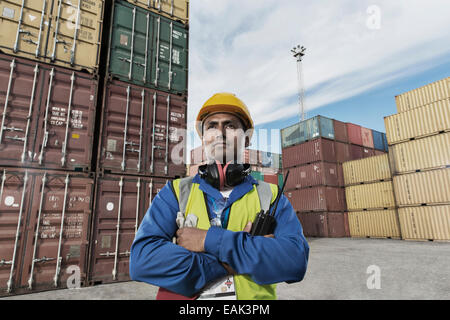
[198,160,251,190]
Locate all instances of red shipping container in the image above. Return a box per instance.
[349,144,364,160]
[285,162,342,190]
[347,123,363,146]
[333,120,348,143]
[374,150,386,156]
[361,127,374,148]
[335,141,351,163]
[190,146,204,164]
[263,173,278,185]
[282,138,336,169]
[296,212,329,237]
[362,147,375,158]
[286,186,346,213]
[296,212,349,238]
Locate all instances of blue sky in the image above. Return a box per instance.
[185,0,450,157]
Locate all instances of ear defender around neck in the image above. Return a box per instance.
[198,160,251,190]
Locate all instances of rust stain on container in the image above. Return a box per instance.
[286,186,346,213]
[97,79,187,178]
[88,174,170,285]
[285,162,343,190]
[0,168,93,296]
[0,53,98,172]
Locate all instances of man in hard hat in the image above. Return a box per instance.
[130,93,309,300]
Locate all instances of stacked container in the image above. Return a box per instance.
[87,0,189,286]
[0,0,105,296]
[385,77,450,241]
[343,154,401,239]
[281,115,388,238]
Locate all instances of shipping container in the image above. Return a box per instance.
[97,79,187,178]
[126,0,189,25]
[296,212,348,237]
[107,0,188,94]
[263,173,278,185]
[388,132,450,174]
[250,171,262,181]
[286,186,346,213]
[393,168,450,206]
[280,116,335,149]
[384,99,450,145]
[0,0,105,74]
[282,138,336,169]
[0,53,98,172]
[0,168,94,296]
[361,127,374,148]
[190,145,204,164]
[346,123,363,146]
[398,205,450,241]
[280,122,301,148]
[395,77,450,113]
[333,119,348,143]
[335,141,351,163]
[345,181,396,211]
[88,174,170,285]
[372,130,385,151]
[285,162,343,190]
[347,210,401,239]
[342,154,391,186]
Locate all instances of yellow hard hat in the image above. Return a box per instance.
[196,92,254,138]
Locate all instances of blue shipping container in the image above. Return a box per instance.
[382,133,389,152]
[372,130,385,151]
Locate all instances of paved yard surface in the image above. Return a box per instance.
[2,237,449,300]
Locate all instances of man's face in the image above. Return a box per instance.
[202,113,249,164]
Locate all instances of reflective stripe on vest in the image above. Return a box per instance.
[172,177,279,300]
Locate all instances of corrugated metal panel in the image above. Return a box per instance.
[285,162,342,190]
[398,205,450,240]
[296,212,349,237]
[345,181,396,211]
[0,53,98,172]
[347,123,362,146]
[286,186,346,213]
[385,99,450,145]
[263,173,278,185]
[348,210,401,238]
[361,127,374,148]
[393,168,450,206]
[0,0,104,74]
[333,120,348,143]
[395,77,450,113]
[108,0,188,94]
[0,168,94,296]
[282,138,336,169]
[97,80,187,178]
[335,141,351,163]
[308,116,335,140]
[342,154,391,186]
[125,0,189,25]
[88,174,167,285]
[389,132,450,174]
[281,122,301,148]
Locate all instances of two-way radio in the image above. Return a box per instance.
[250,170,290,236]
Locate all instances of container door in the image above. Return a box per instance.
[20,172,93,292]
[0,169,30,295]
[0,0,51,60]
[47,0,104,73]
[0,56,43,167]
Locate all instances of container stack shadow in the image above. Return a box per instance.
[0,0,189,296]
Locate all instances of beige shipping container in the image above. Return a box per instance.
[126,0,189,24]
[0,0,104,74]
[385,99,450,145]
[393,168,450,206]
[345,181,396,211]
[395,77,450,113]
[398,205,450,241]
[348,210,401,238]
[389,132,450,174]
[342,154,391,186]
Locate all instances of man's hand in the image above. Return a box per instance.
[176,227,207,252]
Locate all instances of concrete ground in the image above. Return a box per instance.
[2,237,449,300]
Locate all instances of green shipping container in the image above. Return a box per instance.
[251,171,263,181]
[278,174,283,187]
[108,0,188,94]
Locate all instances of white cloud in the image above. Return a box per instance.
[186,0,450,151]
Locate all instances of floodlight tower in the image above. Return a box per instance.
[291,45,307,122]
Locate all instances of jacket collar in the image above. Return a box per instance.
[192,173,259,206]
